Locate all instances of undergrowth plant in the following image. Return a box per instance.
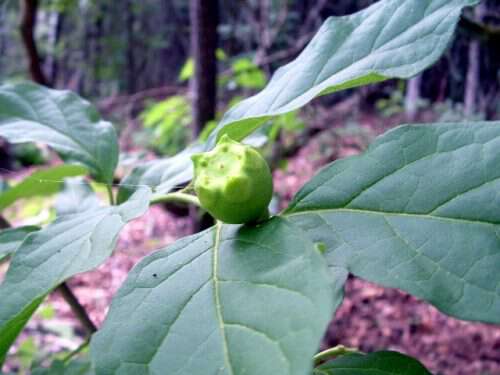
[0,0,498,374]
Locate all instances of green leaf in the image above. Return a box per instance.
[91,218,335,375]
[0,187,151,363]
[284,122,500,324]
[0,165,88,211]
[139,95,191,155]
[141,96,191,131]
[314,351,432,374]
[213,0,477,142]
[0,82,118,183]
[179,58,194,82]
[0,226,39,260]
[18,337,38,369]
[232,58,267,89]
[216,49,227,61]
[116,143,205,204]
[54,178,100,216]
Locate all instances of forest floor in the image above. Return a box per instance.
[2,112,500,374]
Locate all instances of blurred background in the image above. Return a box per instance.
[0,0,499,374]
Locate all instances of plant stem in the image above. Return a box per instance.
[150,192,201,207]
[0,216,9,230]
[106,184,115,205]
[0,215,97,335]
[179,181,194,194]
[58,283,97,334]
[313,345,362,365]
[62,337,90,363]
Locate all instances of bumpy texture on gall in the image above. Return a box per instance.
[191,135,273,224]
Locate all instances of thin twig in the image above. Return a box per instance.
[58,283,97,334]
[106,184,115,205]
[62,337,90,363]
[150,192,200,207]
[0,216,9,230]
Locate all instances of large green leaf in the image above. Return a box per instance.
[0,165,88,211]
[284,122,500,324]
[213,0,477,142]
[314,351,432,375]
[0,226,39,261]
[91,218,335,375]
[0,82,118,183]
[0,187,151,363]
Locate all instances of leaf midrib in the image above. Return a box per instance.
[285,208,500,305]
[213,223,234,375]
[287,132,500,216]
[283,207,500,227]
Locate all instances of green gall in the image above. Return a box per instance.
[191,134,273,224]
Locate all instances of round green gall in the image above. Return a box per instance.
[191,134,273,224]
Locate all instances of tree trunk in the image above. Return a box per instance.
[464,3,486,118]
[405,74,422,121]
[0,6,5,76]
[92,3,105,96]
[47,10,64,86]
[20,0,48,86]
[464,41,480,117]
[125,0,136,94]
[255,0,271,74]
[0,7,11,168]
[189,0,219,232]
[80,5,94,95]
[0,140,11,170]
[189,0,219,138]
